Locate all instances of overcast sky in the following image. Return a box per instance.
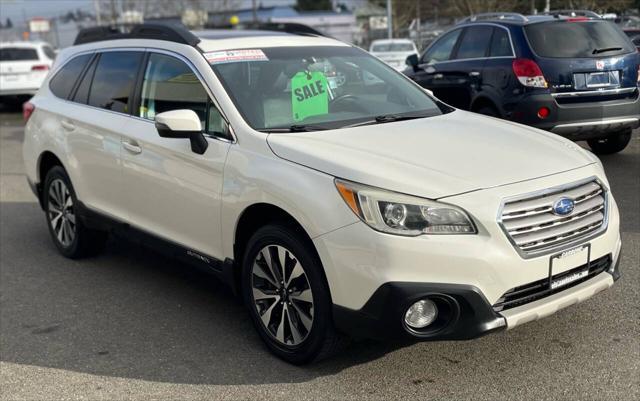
[0,0,301,26]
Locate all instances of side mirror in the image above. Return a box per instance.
[405,53,419,70]
[155,109,208,155]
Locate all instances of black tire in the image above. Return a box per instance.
[476,105,499,117]
[43,166,107,258]
[587,130,632,155]
[241,224,345,364]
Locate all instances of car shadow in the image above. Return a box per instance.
[0,201,402,385]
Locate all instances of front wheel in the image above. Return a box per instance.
[241,224,345,364]
[587,130,632,155]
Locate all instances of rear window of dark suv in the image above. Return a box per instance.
[525,20,635,58]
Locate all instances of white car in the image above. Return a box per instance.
[0,41,55,97]
[23,24,622,364]
[369,38,418,70]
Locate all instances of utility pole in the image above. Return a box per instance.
[544,0,551,13]
[386,0,392,39]
[252,0,257,23]
[94,0,102,25]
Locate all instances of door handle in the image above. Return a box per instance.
[469,71,481,77]
[60,120,75,131]
[122,140,142,154]
[433,73,444,79]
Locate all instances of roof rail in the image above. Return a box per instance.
[543,10,602,19]
[234,22,327,37]
[460,12,529,24]
[74,22,200,46]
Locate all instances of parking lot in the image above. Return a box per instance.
[0,103,638,400]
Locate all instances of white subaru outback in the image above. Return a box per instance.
[22,24,622,364]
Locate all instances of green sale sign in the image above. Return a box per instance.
[291,71,329,122]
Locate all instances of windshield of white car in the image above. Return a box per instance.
[209,46,450,132]
[371,43,415,52]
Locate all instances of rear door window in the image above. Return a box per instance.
[422,29,462,63]
[0,47,38,61]
[49,54,92,99]
[88,51,143,113]
[525,21,635,58]
[489,28,513,57]
[455,26,493,59]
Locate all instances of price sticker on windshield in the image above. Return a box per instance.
[204,49,268,64]
[291,71,329,122]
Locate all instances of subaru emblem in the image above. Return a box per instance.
[552,197,575,216]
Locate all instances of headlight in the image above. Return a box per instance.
[335,179,476,236]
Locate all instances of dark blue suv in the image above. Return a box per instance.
[405,12,640,154]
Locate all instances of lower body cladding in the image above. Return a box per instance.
[314,166,622,341]
[507,89,640,140]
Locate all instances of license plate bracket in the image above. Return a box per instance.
[548,243,591,291]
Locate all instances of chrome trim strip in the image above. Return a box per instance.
[552,117,639,130]
[551,87,637,98]
[496,176,609,260]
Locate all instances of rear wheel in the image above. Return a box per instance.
[241,224,345,364]
[587,130,632,155]
[43,166,107,258]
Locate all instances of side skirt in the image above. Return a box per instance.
[75,200,238,295]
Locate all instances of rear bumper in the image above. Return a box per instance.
[509,89,640,140]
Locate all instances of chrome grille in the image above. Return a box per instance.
[499,179,607,256]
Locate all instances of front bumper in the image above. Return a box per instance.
[314,166,622,341]
[508,89,640,140]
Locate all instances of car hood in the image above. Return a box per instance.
[266,110,596,199]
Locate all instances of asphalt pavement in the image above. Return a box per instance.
[1,104,638,401]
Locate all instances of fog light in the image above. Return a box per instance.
[404,299,438,329]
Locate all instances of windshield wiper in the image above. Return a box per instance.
[343,113,431,128]
[592,47,623,54]
[260,124,330,133]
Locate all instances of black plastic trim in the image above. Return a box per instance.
[333,282,506,342]
[74,200,237,293]
[74,23,201,46]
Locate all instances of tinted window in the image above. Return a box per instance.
[49,54,92,99]
[89,51,142,113]
[42,46,56,60]
[490,28,513,57]
[455,26,493,59]
[72,57,97,104]
[525,21,635,58]
[0,47,38,61]
[423,29,461,63]
[140,53,226,136]
[372,43,415,52]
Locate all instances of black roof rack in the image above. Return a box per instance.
[543,10,602,19]
[203,21,327,38]
[74,22,200,46]
[460,12,529,24]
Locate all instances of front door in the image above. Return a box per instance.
[120,52,231,259]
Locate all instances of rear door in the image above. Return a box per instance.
[119,51,231,259]
[62,50,143,220]
[524,20,639,95]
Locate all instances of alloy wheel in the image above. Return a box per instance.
[250,245,314,347]
[47,178,76,248]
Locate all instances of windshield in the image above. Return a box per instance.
[525,21,635,58]
[371,43,415,52]
[209,46,448,131]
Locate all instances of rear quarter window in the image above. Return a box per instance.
[49,54,92,99]
[0,47,38,61]
[525,21,635,58]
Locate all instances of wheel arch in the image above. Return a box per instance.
[35,151,66,209]
[232,202,331,301]
[471,94,503,117]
